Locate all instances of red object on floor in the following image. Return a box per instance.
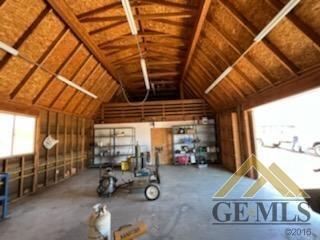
[176,156,189,165]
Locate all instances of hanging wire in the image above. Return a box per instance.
[116,28,150,106]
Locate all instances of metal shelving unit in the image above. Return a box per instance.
[93,127,136,167]
[172,124,217,166]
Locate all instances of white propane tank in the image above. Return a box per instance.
[88,204,111,240]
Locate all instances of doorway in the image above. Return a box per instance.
[253,88,320,190]
[151,128,173,165]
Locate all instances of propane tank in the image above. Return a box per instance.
[88,204,111,240]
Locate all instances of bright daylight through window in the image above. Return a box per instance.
[0,112,36,158]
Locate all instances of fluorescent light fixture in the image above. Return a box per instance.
[121,0,138,36]
[140,58,150,90]
[0,41,19,56]
[205,67,232,94]
[254,0,301,42]
[56,75,97,99]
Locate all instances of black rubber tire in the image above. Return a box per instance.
[144,184,160,201]
[314,144,320,156]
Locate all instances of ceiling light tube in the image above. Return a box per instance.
[140,58,150,90]
[205,67,232,94]
[121,0,138,36]
[0,41,19,56]
[254,0,301,42]
[56,75,97,99]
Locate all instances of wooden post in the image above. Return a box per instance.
[55,113,59,183]
[45,111,50,186]
[19,156,25,197]
[33,115,41,192]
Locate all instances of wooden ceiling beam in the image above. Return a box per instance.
[89,21,127,35]
[86,83,119,117]
[9,27,69,99]
[128,71,180,79]
[73,71,106,114]
[79,77,109,116]
[49,54,93,109]
[80,11,195,23]
[243,67,320,109]
[265,0,320,52]
[188,70,221,107]
[207,20,275,86]
[47,0,119,81]
[218,0,299,76]
[32,42,83,105]
[98,31,188,48]
[0,6,51,70]
[181,0,212,83]
[194,55,245,100]
[151,19,189,28]
[199,38,258,93]
[67,67,104,113]
[142,0,197,12]
[196,47,247,99]
[62,63,100,110]
[76,1,151,20]
[147,60,182,66]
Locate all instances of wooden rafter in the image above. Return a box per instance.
[49,54,93,108]
[181,0,212,83]
[265,0,320,52]
[142,0,197,12]
[207,20,275,86]
[89,21,127,35]
[80,11,195,23]
[199,36,258,93]
[72,71,106,114]
[196,47,248,100]
[0,6,51,70]
[217,0,299,76]
[32,42,83,105]
[79,76,110,115]
[76,1,151,20]
[9,28,69,99]
[194,55,246,99]
[62,63,101,110]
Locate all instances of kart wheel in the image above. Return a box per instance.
[145,184,160,201]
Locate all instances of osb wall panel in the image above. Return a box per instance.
[0,0,118,118]
[0,109,93,202]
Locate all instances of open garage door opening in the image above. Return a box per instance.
[253,88,320,190]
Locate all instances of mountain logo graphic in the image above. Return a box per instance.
[213,155,310,198]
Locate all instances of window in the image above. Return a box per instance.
[0,112,36,158]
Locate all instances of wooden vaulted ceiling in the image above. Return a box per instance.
[0,0,119,118]
[61,0,205,101]
[0,0,320,117]
[183,0,320,111]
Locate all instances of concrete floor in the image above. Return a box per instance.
[1,165,320,240]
